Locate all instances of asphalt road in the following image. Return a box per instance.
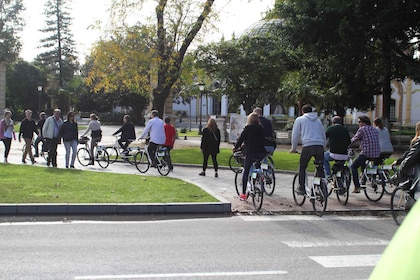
[0,215,397,279]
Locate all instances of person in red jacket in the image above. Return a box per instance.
[163,117,176,170]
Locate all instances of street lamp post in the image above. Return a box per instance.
[37,84,43,113]
[198,84,205,134]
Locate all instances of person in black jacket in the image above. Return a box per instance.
[34,112,46,157]
[59,111,78,168]
[199,118,221,177]
[112,115,136,154]
[233,113,267,201]
[19,109,38,164]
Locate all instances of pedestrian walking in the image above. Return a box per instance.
[42,109,63,167]
[60,111,78,168]
[34,112,46,157]
[0,109,16,163]
[373,117,394,164]
[19,109,38,164]
[199,118,221,177]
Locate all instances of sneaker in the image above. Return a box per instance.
[239,194,247,201]
[215,172,218,177]
[295,186,305,195]
[327,175,333,182]
[199,171,205,176]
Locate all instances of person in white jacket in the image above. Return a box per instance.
[290,104,326,194]
[42,109,63,167]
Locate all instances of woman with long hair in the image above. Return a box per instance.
[199,118,221,177]
[233,113,266,201]
[0,110,16,163]
[60,111,78,168]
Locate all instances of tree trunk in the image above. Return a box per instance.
[152,87,170,119]
[381,37,392,127]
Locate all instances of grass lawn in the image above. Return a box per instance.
[0,164,217,204]
[171,147,397,173]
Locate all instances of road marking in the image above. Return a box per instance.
[283,238,389,248]
[309,254,381,268]
[74,270,288,279]
[238,215,389,222]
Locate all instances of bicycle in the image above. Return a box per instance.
[234,153,275,196]
[76,136,109,168]
[234,158,266,211]
[105,136,137,165]
[348,148,386,202]
[134,140,170,176]
[292,159,328,217]
[327,159,351,205]
[390,175,418,226]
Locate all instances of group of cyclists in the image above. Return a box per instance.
[235,103,420,208]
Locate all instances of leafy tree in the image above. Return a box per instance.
[36,0,77,89]
[110,0,215,118]
[195,29,295,114]
[0,0,24,63]
[6,60,46,113]
[274,0,420,122]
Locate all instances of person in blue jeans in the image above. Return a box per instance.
[349,115,380,193]
[233,113,267,201]
[59,111,78,168]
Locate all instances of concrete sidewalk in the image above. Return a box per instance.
[0,128,394,216]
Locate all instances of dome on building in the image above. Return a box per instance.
[240,18,283,37]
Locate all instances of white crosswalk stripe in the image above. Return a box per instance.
[310,254,381,268]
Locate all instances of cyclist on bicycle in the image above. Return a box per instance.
[392,122,420,199]
[290,104,326,195]
[253,107,276,153]
[233,113,266,201]
[139,110,166,167]
[349,115,380,193]
[323,116,351,179]
[112,114,136,155]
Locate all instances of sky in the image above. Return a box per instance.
[19,0,275,62]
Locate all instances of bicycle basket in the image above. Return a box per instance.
[78,137,89,144]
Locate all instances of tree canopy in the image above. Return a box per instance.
[274,0,420,120]
[0,0,24,63]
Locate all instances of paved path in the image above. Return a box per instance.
[1,125,394,216]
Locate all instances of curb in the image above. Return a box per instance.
[0,202,232,215]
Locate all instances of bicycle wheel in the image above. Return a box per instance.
[342,166,351,189]
[156,154,170,176]
[292,173,305,206]
[134,150,149,173]
[382,169,396,194]
[77,147,91,166]
[105,147,118,164]
[252,174,264,211]
[262,166,274,196]
[234,169,243,196]
[95,148,109,169]
[364,174,385,202]
[312,180,328,217]
[263,157,276,196]
[390,187,409,226]
[335,175,349,205]
[229,154,243,173]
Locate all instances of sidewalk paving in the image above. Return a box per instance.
[0,126,394,216]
